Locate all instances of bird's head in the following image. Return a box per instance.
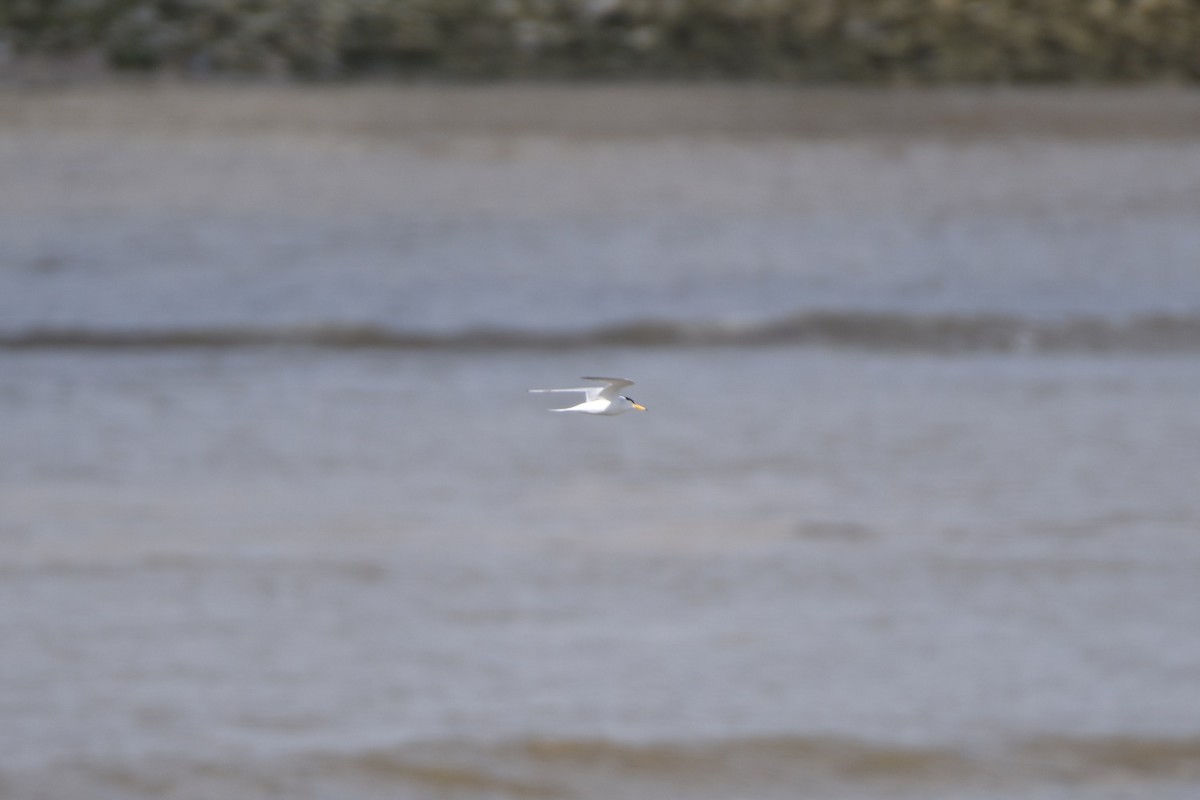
[622,396,647,411]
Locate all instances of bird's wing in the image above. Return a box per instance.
[529,387,595,395]
[581,376,634,400]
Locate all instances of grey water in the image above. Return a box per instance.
[2,86,1199,799]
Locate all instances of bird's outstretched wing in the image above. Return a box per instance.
[581,376,634,400]
[529,386,598,398]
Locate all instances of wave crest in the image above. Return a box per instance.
[9,734,1199,799]
[4,312,1200,352]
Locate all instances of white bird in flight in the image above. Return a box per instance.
[529,376,647,415]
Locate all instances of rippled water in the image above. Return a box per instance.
[2,86,1199,799]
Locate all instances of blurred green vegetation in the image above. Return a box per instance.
[3,0,1199,82]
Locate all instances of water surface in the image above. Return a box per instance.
[2,86,1199,799]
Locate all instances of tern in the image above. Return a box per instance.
[529,376,647,415]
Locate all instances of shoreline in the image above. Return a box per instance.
[2,82,1199,140]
